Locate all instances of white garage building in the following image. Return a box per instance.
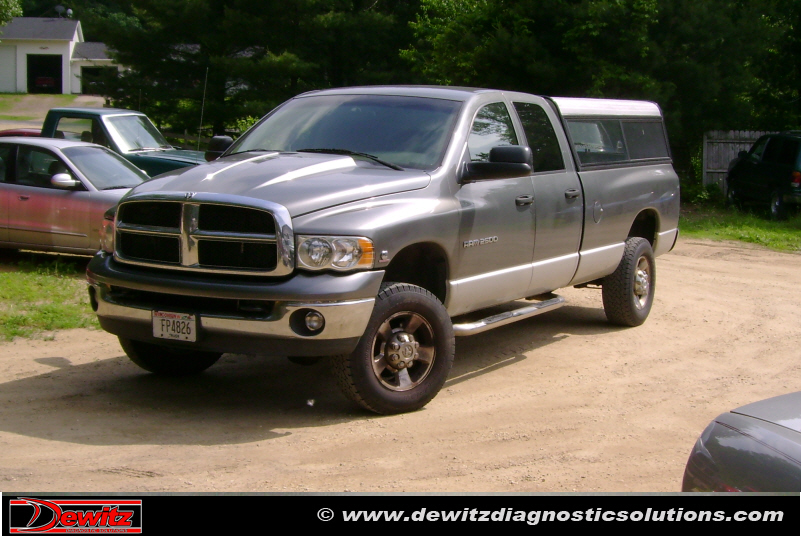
[0,17,117,94]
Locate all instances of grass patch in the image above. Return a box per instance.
[0,94,27,113]
[0,114,37,121]
[0,253,98,341]
[680,205,801,252]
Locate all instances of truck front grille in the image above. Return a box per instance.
[114,199,290,276]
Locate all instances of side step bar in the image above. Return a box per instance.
[452,294,565,336]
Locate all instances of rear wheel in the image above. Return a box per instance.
[119,338,222,376]
[602,237,655,327]
[331,283,455,415]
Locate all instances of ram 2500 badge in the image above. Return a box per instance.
[87,86,680,414]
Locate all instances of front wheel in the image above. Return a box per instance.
[331,283,455,415]
[725,184,741,209]
[119,338,222,376]
[602,237,656,327]
[770,191,787,221]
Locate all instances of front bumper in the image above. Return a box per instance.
[87,253,384,355]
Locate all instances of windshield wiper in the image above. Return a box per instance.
[297,148,404,171]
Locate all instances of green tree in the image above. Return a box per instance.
[0,0,22,28]
[403,0,774,175]
[752,0,801,129]
[91,0,418,135]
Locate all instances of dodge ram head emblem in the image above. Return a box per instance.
[184,192,196,199]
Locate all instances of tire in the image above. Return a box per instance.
[602,237,656,327]
[725,184,741,209]
[118,337,222,376]
[770,191,787,221]
[331,283,455,415]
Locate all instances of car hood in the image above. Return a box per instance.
[732,391,801,434]
[129,151,431,216]
[128,147,206,165]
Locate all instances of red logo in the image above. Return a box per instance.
[8,497,142,533]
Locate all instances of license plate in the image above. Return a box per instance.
[152,311,197,342]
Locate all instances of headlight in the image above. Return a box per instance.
[297,236,374,271]
[100,208,116,254]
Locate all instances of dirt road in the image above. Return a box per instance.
[0,237,798,493]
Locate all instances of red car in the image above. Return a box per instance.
[0,128,41,137]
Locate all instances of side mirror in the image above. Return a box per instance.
[461,146,532,182]
[205,135,234,161]
[51,173,81,189]
[738,150,748,159]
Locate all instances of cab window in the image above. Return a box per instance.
[467,103,518,162]
[513,102,564,172]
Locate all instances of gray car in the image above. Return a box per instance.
[682,390,801,492]
[0,137,147,255]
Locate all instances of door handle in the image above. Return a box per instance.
[515,195,534,206]
[18,195,29,201]
[565,188,580,199]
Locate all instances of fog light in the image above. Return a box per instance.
[305,311,325,332]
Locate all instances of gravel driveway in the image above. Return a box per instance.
[0,237,798,492]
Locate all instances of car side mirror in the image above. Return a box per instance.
[738,150,748,159]
[460,146,533,182]
[51,173,81,189]
[205,135,234,161]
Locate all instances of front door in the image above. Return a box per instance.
[8,145,92,250]
[449,102,536,315]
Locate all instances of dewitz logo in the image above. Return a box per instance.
[8,497,142,533]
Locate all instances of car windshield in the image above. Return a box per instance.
[62,146,148,190]
[105,115,171,152]
[230,94,462,170]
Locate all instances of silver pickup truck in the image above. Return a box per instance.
[87,86,680,414]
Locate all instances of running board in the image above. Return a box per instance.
[452,294,565,336]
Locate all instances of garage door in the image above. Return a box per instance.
[0,46,16,93]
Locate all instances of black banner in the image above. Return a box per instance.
[3,493,798,533]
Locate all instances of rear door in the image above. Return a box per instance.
[511,99,583,294]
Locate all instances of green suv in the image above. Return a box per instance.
[727,131,801,219]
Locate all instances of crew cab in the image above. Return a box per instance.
[87,86,680,414]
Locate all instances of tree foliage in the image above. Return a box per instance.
[0,0,22,28]
[402,0,783,172]
[16,0,801,170]
[80,0,418,134]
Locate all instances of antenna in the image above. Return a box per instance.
[54,5,65,17]
[197,66,209,152]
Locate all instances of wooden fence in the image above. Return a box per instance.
[703,130,777,192]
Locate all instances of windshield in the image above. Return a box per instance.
[62,146,148,190]
[105,115,171,152]
[230,94,462,170]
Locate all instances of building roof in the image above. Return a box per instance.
[73,42,110,61]
[0,17,82,41]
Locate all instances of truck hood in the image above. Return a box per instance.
[129,151,431,216]
[128,147,206,165]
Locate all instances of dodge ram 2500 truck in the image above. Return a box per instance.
[87,86,680,414]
